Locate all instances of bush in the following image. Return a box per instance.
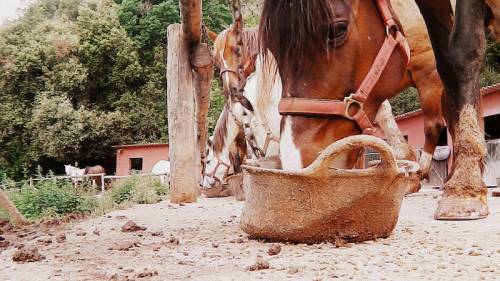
[111,175,168,205]
[111,178,135,204]
[8,180,97,220]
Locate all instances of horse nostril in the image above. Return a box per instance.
[231,87,238,93]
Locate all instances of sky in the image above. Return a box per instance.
[0,0,31,24]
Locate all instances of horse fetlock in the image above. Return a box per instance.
[418,151,433,179]
[435,152,489,220]
[454,105,487,158]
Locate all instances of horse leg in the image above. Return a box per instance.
[0,189,26,225]
[376,101,420,194]
[411,69,447,180]
[376,101,416,162]
[416,0,489,220]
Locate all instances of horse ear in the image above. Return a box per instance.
[234,13,243,30]
[205,26,218,42]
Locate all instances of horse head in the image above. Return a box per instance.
[64,164,71,175]
[202,105,248,189]
[260,0,411,170]
[208,24,259,101]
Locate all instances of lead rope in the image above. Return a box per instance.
[229,0,265,159]
[227,105,265,158]
[199,23,215,185]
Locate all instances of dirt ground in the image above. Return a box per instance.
[1,188,500,281]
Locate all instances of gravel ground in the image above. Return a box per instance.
[1,189,500,281]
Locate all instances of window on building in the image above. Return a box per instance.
[485,114,500,140]
[130,158,143,172]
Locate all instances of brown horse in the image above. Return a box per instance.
[207,26,259,99]
[415,0,499,220]
[211,3,448,182]
[84,165,105,188]
[258,0,421,173]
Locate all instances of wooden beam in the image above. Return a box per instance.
[0,189,27,226]
[191,43,214,178]
[167,23,198,203]
[179,0,202,45]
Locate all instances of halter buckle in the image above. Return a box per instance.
[343,93,363,119]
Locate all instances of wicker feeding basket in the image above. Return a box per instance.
[201,174,244,200]
[240,135,419,243]
[226,174,245,201]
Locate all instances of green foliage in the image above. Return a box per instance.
[7,180,97,220]
[481,66,500,87]
[111,177,135,204]
[152,179,168,196]
[390,87,421,116]
[486,34,500,71]
[208,79,226,133]
[111,175,168,205]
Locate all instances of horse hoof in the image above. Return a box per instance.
[434,196,489,220]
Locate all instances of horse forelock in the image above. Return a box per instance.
[259,0,345,83]
[241,28,260,59]
[214,27,259,65]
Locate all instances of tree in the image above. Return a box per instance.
[0,0,233,180]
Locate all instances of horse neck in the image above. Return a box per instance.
[212,106,243,163]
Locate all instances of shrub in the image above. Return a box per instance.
[111,176,168,205]
[111,177,136,204]
[8,180,97,220]
[152,179,168,196]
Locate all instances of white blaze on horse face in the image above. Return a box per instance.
[203,143,230,188]
[280,116,303,171]
[220,48,232,93]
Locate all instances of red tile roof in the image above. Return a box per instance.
[112,143,169,149]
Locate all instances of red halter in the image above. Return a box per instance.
[278,0,411,135]
[204,155,231,184]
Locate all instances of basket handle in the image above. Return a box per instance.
[305,135,398,175]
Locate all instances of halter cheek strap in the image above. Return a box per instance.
[204,155,231,184]
[278,0,411,135]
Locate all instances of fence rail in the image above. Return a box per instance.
[1,173,170,195]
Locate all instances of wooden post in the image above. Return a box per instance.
[167,23,199,203]
[179,0,202,45]
[0,188,26,225]
[100,174,105,194]
[192,43,214,184]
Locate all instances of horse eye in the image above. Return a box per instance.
[328,21,349,44]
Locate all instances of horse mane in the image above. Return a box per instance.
[241,27,259,58]
[259,0,343,83]
[255,51,280,114]
[212,105,230,154]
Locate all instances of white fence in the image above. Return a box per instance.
[1,173,170,195]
